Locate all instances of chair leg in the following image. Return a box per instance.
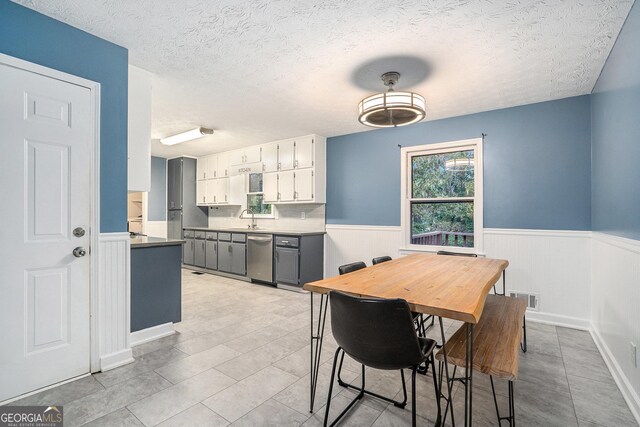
[521,317,528,353]
[323,348,341,427]
[411,367,417,427]
[326,360,366,427]
[336,350,347,386]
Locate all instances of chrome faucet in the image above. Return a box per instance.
[239,208,257,229]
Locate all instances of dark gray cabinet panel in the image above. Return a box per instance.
[167,210,182,240]
[275,247,299,285]
[205,240,218,270]
[194,238,206,267]
[183,239,195,265]
[218,241,232,273]
[167,158,182,210]
[231,243,246,276]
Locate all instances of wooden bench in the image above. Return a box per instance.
[436,294,526,425]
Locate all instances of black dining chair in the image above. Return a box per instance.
[324,291,441,427]
[337,261,367,275]
[371,255,432,336]
[371,255,392,265]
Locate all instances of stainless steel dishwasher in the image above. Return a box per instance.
[247,234,273,283]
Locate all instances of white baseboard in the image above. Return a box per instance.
[591,326,640,425]
[525,311,591,330]
[99,348,134,371]
[130,322,175,347]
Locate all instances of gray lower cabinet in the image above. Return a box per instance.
[231,243,246,276]
[275,247,299,285]
[217,242,232,273]
[183,238,195,265]
[194,238,206,267]
[205,240,218,270]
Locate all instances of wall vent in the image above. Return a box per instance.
[508,291,539,311]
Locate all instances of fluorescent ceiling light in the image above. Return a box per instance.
[160,127,213,145]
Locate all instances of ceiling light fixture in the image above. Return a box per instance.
[358,72,426,128]
[160,127,213,146]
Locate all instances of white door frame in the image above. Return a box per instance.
[0,53,102,373]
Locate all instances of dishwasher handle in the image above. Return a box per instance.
[248,235,273,243]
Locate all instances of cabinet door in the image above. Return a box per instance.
[263,172,279,202]
[295,136,314,169]
[279,171,295,201]
[205,180,216,204]
[196,180,207,205]
[196,157,207,180]
[167,159,182,209]
[218,242,232,273]
[183,239,195,265]
[206,154,218,178]
[231,243,246,276]
[275,247,299,285]
[295,169,314,201]
[245,146,261,163]
[228,175,245,206]
[194,239,206,267]
[205,241,217,270]
[279,140,295,170]
[216,178,230,204]
[216,152,229,177]
[262,143,278,172]
[229,150,245,166]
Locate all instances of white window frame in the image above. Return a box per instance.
[400,137,483,254]
[242,173,275,219]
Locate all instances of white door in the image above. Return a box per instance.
[295,169,314,201]
[206,154,218,179]
[263,172,279,202]
[279,140,295,171]
[262,143,278,173]
[279,171,295,201]
[216,152,229,177]
[229,150,245,166]
[0,63,93,401]
[295,136,314,169]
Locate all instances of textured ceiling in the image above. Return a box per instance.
[14,0,633,157]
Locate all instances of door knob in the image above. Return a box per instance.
[73,227,85,237]
[73,247,87,258]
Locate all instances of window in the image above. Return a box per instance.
[401,138,483,252]
[244,173,273,218]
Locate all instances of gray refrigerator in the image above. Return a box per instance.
[167,157,208,240]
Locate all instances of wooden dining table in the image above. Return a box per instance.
[303,253,509,427]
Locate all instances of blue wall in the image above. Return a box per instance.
[591,2,640,241]
[327,96,592,230]
[148,157,167,221]
[0,0,128,233]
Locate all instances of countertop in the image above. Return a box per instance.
[130,236,186,248]
[183,227,326,236]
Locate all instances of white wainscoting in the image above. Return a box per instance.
[325,225,591,327]
[130,322,175,347]
[97,232,134,371]
[591,232,640,422]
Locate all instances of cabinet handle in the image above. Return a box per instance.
[214,171,217,178]
[225,194,227,201]
[225,169,228,176]
[277,162,281,170]
[277,192,281,200]
[294,160,298,168]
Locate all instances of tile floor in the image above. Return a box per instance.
[11,270,638,426]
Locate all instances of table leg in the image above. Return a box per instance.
[464,323,475,426]
[438,317,455,427]
[310,292,329,413]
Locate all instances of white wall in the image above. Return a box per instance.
[324,225,591,328]
[591,232,640,421]
[208,204,325,232]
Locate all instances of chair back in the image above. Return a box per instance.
[436,250,478,257]
[338,261,367,275]
[329,291,425,370]
[372,256,392,265]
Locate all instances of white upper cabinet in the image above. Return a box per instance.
[279,140,295,171]
[206,154,218,178]
[196,156,207,181]
[294,136,314,169]
[262,143,278,172]
[216,152,229,178]
[197,134,325,205]
[230,146,261,166]
[127,65,152,192]
[196,180,207,205]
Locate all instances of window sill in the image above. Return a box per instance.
[399,247,486,257]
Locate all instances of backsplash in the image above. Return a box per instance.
[207,204,325,231]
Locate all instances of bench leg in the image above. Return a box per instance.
[521,316,527,353]
[490,376,516,426]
